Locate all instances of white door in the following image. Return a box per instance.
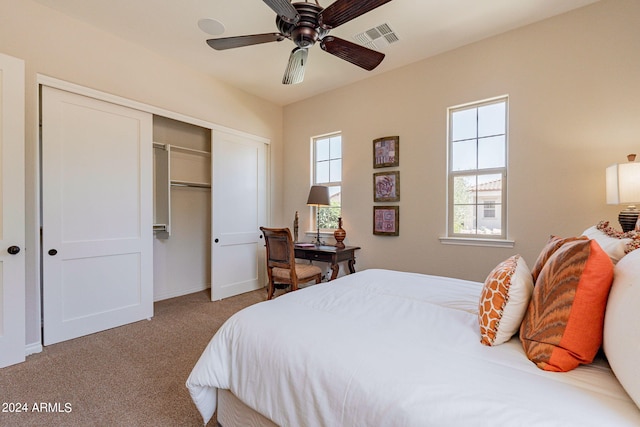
[42,87,153,345]
[211,130,267,300]
[0,53,25,368]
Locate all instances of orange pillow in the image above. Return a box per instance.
[530,235,588,282]
[478,255,534,346]
[520,239,614,372]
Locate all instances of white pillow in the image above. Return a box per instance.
[603,248,640,408]
[582,225,630,264]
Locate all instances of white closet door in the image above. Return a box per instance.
[0,53,26,368]
[42,87,153,345]
[211,130,266,300]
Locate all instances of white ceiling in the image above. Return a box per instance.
[32,0,598,106]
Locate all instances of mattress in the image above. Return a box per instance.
[187,269,640,426]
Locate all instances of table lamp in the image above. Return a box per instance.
[606,154,640,232]
[307,185,330,245]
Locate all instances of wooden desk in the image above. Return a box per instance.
[294,245,361,281]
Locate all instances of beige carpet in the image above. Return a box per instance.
[0,289,266,426]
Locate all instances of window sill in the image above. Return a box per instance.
[439,236,515,248]
[305,230,335,236]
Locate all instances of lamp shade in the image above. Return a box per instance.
[307,185,330,206]
[606,162,640,205]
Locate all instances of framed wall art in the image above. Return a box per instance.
[373,136,399,168]
[373,171,400,202]
[373,206,399,236]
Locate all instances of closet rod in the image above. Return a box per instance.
[170,181,211,189]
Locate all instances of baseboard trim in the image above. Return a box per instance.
[25,341,43,356]
[153,284,210,302]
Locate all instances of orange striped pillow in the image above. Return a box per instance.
[520,239,614,372]
[530,235,589,282]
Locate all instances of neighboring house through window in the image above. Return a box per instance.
[312,132,342,230]
[447,96,508,240]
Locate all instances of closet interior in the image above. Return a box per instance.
[152,115,212,301]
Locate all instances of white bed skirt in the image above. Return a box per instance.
[218,389,277,427]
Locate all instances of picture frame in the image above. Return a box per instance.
[373,171,400,202]
[373,206,399,236]
[373,136,399,168]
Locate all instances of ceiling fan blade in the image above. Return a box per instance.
[319,0,394,29]
[262,0,300,24]
[282,48,308,85]
[206,33,285,50]
[320,36,385,71]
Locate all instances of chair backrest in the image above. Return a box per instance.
[260,227,296,271]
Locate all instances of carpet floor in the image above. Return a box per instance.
[0,288,266,427]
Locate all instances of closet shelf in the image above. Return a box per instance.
[170,145,211,157]
[153,142,211,157]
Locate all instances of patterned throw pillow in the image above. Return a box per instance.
[520,239,614,372]
[582,225,630,264]
[594,220,640,255]
[478,255,534,346]
[530,235,588,283]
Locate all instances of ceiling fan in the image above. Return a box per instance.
[206,0,395,84]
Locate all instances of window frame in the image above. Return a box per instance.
[445,96,509,242]
[311,131,342,231]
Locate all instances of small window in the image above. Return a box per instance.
[483,201,496,218]
[447,97,507,239]
[313,133,342,230]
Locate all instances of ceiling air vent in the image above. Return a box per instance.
[353,23,399,50]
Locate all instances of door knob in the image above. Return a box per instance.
[48,249,58,256]
[214,238,219,243]
[7,246,20,255]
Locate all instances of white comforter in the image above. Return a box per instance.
[186,269,640,426]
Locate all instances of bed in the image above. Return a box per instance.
[187,226,640,426]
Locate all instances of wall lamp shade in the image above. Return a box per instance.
[606,157,640,232]
[307,185,330,245]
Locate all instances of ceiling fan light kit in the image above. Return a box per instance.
[283,47,308,84]
[206,0,395,84]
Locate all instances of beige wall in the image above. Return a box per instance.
[4,0,639,351]
[0,0,284,348]
[283,0,640,282]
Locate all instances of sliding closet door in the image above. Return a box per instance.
[41,86,153,345]
[211,130,266,300]
[0,53,25,368]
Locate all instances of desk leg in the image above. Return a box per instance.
[347,258,356,274]
[329,264,340,281]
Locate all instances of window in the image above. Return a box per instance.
[447,97,507,239]
[313,133,342,229]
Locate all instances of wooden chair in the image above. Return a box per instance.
[260,227,323,300]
